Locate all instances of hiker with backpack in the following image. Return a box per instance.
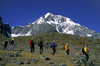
[38,38,43,54]
[9,38,14,51]
[2,40,8,50]
[30,38,35,53]
[64,44,69,57]
[82,44,89,61]
[50,40,57,56]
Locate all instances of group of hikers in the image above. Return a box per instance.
[2,38,89,61]
[2,38,14,51]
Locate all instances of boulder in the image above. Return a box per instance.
[11,58,15,60]
[14,53,21,57]
[78,55,87,63]
[40,55,49,60]
[71,57,77,61]
[24,61,30,64]
[74,53,81,57]
[86,61,94,66]
[0,62,6,65]
[74,60,79,64]
[59,63,66,66]
[32,59,39,63]
[49,62,54,64]
[17,51,21,54]
[15,61,23,65]
[8,53,14,57]
[50,65,56,66]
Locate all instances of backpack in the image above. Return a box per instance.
[38,41,40,46]
[50,43,52,48]
[30,40,32,46]
[82,47,85,54]
[64,46,65,49]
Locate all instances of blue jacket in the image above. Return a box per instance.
[52,43,56,46]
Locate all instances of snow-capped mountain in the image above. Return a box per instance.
[11,13,100,39]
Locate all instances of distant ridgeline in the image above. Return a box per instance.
[0,17,11,37]
[1,13,100,39]
[11,13,100,39]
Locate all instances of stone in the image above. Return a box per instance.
[86,61,94,66]
[74,60,79,64]
[9,54,14,57]
[24,61,30,64]
[78,55,87,63]
[49,62,54,64]
[32,59,39,63]
[14,54,18,57]
[15,61,23,65]
[14,53,21,57]
[11,58,15,60]
[0,62,6,65]
[7,53,14,57]
[71,57,77,61]
[40,55,49,60]
[17,51,21,54]
[50,65,56,66]
[59,63,66,66]
[78,55,85,59]
[74,53,81,57]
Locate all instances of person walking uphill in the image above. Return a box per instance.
[38,39,43,54]
[2,40,8,50]
[30,38,35,53]
[9,38,14,51]
[64,44,69,57]
[82,44,89,61]
[50,40,57,56]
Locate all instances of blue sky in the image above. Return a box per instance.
[0,0,100,33]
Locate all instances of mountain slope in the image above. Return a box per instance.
[0,33,100,66]
[11,13,100,39]
[11,23,57,37]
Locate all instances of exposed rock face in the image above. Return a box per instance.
[0,17,11,37]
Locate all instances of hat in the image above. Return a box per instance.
[53,40,55,42]
[32,38,34,39]
[86,44,88,47]
[66,43,68,45]
[12,38,14,40]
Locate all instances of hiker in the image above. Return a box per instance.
[2,40,8,50]
[9,38,14,51]
[38,38,43,54]
[64,44,69,57]
[82,44,89,61]
[30,38,35,53]
[50,40,57,56]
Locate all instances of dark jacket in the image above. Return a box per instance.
[39,41,43,47]
[4,41,8,47]
[31,40,34,46]
[10,40,14,45]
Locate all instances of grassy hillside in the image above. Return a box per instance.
[0,33,100,66]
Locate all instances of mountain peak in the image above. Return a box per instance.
[45,12,52,19]
[11,13,100,39]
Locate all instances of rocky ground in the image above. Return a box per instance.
[0,44,100,66]
[0,33,100,66]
